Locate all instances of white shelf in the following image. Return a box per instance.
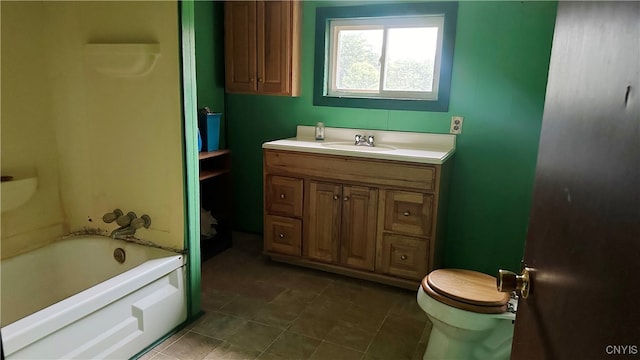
[1,177,38,213]
[84,43,161,77]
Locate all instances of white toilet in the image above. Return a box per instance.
[416,269,517,360]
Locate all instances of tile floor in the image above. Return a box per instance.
[141,232,432,360]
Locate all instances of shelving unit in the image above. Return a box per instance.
[199,149,232,260]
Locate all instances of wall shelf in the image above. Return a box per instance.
[199,149,232,260]
[84,43,161,77]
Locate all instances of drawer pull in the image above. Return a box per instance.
[280,193,286,199]
[343,196,349,201]
[403,211,411,217]
[279,233,285,239]
[400,255,408,261]
[333,195,339,200]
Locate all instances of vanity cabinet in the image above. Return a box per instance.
[224,0,301,96]
[263,148,449,289]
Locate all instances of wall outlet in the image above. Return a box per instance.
[450,116,464,134]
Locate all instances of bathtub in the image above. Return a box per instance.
[0,235,187,359]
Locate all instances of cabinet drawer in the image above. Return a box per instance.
[383,190,433,237]
[266,175,303,217]
[380,234,428,281]
[265,215,302,256]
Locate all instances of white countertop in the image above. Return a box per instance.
[262,126,456,165]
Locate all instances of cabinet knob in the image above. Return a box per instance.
[400,255,408,261]
[250,77,255,82]
[403,211,411,217]
[279,233,285,239]
[333,195,339,200]
[343,196,349,201]
[258,77,263,83]
[280,193,286,199]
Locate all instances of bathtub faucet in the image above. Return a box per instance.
[107,211,152,238]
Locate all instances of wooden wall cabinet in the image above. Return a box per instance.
[224,0,300,96]
[263,149,450,289]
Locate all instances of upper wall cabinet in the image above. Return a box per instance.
[224,0,301,96]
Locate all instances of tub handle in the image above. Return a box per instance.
[102,209,123,223]
[116,211,137,227]
[131,214,152,229]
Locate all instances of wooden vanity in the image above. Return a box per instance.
[262,127,454,289]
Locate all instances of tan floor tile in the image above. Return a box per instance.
[191,312,248,340]
[203,341,262,360]
[262,331,322,359]
[234,280,288,302]
[252,300,306,329]
[309,342,364,360]
[288,310,337,340]
[151,328,188,352]
[219,295,267,319]
[324,321,376,352]
[200,288,237,311]
[389,293,430,322]
[379,314,425,341]
[162,331,222,360]
[225,321,283,352]
[136,349,159,360]
[151,353,180,360]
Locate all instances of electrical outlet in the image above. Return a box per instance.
[450,116,464,134]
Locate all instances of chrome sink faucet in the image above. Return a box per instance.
[354,134,375,147]
[103,209,151,238]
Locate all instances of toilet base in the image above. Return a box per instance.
[423,315,514,360]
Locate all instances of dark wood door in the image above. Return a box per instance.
[512,2,639,359]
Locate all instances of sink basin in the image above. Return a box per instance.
[322,141,397,152]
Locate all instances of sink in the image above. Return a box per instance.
[322,141,397,152]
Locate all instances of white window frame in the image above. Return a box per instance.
[327,15,445,101]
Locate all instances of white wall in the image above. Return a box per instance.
[1,1,185,259]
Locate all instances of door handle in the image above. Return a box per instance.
[497,267,531,299]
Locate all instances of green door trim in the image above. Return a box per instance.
[179,0,202,319]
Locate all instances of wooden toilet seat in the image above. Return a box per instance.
[422,269,510,314]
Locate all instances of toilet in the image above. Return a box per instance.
[416,269,517,360]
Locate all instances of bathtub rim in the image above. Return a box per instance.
[2,254,185,355]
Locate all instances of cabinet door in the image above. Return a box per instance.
[305,181,341,263]
[224,1,257,93]
[257,0,292,95]
[383,190,433,237]
[340,186,377,271]
[265,215,301,256]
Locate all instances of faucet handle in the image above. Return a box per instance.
[367,135,375,145]
[131,215,151,229]
[102,209,123,223]
[116,211,137,227]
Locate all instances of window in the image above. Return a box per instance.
[314,2,458,112]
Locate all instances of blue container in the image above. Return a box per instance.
[197,129,202,152]
[198,112,221,151]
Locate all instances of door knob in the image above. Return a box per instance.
[497,267,531,299]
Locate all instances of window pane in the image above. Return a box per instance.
[383,27,438,92]
[335,29,383,91]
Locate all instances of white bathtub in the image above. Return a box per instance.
[0,235,187,359]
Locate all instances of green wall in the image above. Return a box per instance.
[200,1,557,275]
